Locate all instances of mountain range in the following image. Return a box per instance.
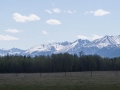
[1,35,120,58]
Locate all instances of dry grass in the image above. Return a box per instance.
[0,71,120,90]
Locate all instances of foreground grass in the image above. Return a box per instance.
[0,71,120,90]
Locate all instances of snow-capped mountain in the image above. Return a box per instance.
[9,48,25,55]
[1,35,120,58]
[55,39,91,54]
[86,35,120,48]
[0,48,25,56]
[23,42,71,57]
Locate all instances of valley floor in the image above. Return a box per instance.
[0,71,120,90]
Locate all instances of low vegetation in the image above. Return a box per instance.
[0,71,120,90]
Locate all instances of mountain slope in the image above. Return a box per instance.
[86,35,120,48]
[0,48,25,56]
[24,42,71,57]
[55,39,91,54]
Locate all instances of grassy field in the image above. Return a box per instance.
[0,71,120,90]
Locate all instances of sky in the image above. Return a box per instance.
[0,0,120,49]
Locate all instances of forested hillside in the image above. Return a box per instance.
[0,53,120,73]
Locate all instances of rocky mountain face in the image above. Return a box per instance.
[1,35,120,58]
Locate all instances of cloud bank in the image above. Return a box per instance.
[6,29,20,33]
[85,9,110,16]
[13,13,40,22]
[46,19,61,25]
[46,8,76,14]
[77,34,103,40]
[53,8,61,13]
[77,35,89,40]
[46,8,61,14]
[0,35,19,41]
[91,9,110,16]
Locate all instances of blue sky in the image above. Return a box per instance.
[0,0,120,49]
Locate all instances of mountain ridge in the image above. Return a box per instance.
[1,35,120,58]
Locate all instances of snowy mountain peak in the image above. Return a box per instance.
[60,41,71,46]
[86,35,120,48]
[10,48,25,51]
[73,39,91,46]
[101,35,117,45]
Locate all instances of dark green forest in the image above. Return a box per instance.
[0,53,120,73]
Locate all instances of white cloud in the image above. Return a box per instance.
[6,29,20,33]
[91,34,103,40]
[0,35,19,41]
[53,8,61,13]
[68,10,76,14]
[46,8,76,14]
[77,35,89,40]
[68,10,73,14]
[46,8,61,14]
[91,9,110,16]
[13,13,40,22]
[46,19,61,25]
[42,30,48,35]
[46,10,52,14]
[77,34,103,40]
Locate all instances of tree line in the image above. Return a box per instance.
[0,53,120,73]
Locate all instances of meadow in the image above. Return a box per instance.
[0,71,120,90]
